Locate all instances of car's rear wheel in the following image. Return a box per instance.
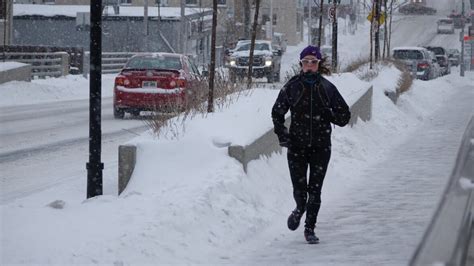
[114,107,125,119]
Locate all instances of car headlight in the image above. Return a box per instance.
[230,60,236,66]
[265,60,272,67]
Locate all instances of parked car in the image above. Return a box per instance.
[113,53,205,119]
[448,13,469,28]
[437,18,455,34]
[424,46,451,75]
[225,40,282,83]
[447,48,461,66]
[392,47,437,80]
[399,3,437,15]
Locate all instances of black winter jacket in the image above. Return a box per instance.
[271,73,351,148]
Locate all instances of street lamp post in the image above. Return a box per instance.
[308,0,313,44]
[87,0,104,198]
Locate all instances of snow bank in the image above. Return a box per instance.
[0,74,115,107]
[3,66,471,265]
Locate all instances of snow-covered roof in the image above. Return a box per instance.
[13,4,210,18]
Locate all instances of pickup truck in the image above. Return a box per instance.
[225,40,282,83]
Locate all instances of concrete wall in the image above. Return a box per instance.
[13,16,180,53]
[261,0,301,46]
[0,63,32,84]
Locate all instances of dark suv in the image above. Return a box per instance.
[424,46,451,75]
[225,40,282,83]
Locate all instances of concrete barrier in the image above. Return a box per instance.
[229,86,373,172]
[0,62,32,84]
[1,52,69,79]
[118,144,137,195]
[117,85,374,192]
[348,86,373,126]
[410,117,474,266]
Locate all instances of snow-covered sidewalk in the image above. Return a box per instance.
[229,83,474,266]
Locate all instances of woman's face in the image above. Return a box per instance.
[301,55,320,73]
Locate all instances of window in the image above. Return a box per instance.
[120,0,132,5]
[217,0,226,5]
[393,50,423,60]
[126,56,182,70]
[186,0,197,5]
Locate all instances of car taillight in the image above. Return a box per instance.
[417,63,429,69]
[115,76,130,86]
[174,79,186,88]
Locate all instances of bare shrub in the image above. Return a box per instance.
[384,58,413,94]
[143,68,253,139]
[284,63,301,83]
[343,57,370,73]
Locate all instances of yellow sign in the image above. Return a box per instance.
[367,11,386,25]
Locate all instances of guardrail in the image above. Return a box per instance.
[0,45,84,74]
[410,117,474,266]
[82,52,139,76]
[0,52,69,79]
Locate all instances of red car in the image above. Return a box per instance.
[113,53,204,119]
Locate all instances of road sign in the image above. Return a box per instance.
[328,7,335,19]
[367,10,386,25]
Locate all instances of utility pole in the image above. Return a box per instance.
[247,0,261,88]
[270,0,273,39]
[318,0,323,46]
[144,0,148,35]
[308,0,313,44]
[144,0,149,51]
[330,0,339,71]
[460,0,465,77]
[208,0,217,113]
[180,0,186,54]
[157,0,161,32]
[243,0,251,39]
[87,0,104,199]
[374,0,380,61]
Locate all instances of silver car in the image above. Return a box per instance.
[392,47,437,80]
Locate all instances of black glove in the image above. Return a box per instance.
[278,132,290,148]
[321,107,334,121]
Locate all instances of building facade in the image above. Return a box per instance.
[16,0,303,46]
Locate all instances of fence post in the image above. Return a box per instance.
[83,52,90,78]
[57,52,70,76]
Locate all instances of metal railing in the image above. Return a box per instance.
[410,117,474,266]
[82,52,140,76]
[0,51,69,79]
